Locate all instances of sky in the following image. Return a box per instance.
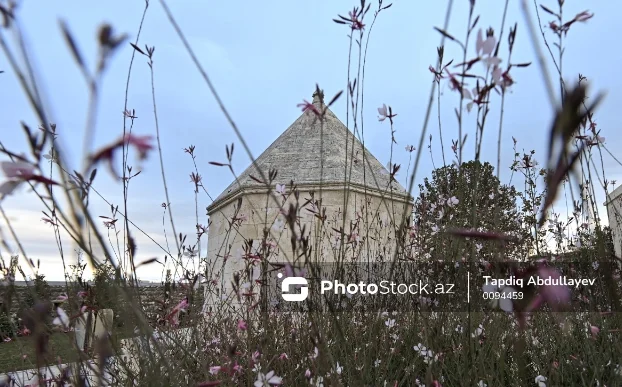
[0,0,620,282]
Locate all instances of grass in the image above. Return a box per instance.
[0,325,138,374]
[0,332,78,374]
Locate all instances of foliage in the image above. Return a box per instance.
[22,274,51,309]
[413,160,530,260]
[92,262,118,310]
[0,312,17,339]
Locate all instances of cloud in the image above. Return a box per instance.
[0,206,182,282]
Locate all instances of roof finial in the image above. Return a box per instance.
[312,88,325,105]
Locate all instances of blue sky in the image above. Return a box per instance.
[0,0,620,281]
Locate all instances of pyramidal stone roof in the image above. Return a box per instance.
[209,91,411,211]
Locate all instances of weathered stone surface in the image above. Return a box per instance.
[209,94,410,211]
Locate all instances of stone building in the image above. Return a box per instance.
[605,184,622,258]
[203,91,412,308]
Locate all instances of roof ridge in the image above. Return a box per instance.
[208,95,410,210]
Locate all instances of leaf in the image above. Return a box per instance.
[539,4,558,17]
[382,3,393,10]
[59,20,86,70]
[130,42,146,55]
[433,27,457,42]
[513,62,532,67]
[136,257,160,267]
[470,15,480,31]
[89,168,97,183]
[327,90,343,108]
[249,175,264,184]
[208,161,227,167]
[333,19,347,25]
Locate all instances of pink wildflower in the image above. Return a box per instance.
[590,325,600,338]
[89,134,154,178]
[573,10,594,23]
[0,161,60,197]
[167,297,189,326]
[297,100,320,116]
[492,66,514,90]
[524,266,571,313]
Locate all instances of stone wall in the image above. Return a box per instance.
[205,183,413,306]
[606,185,622,258]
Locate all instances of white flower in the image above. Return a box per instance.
[447,196,459,207]
[471,324,484,338]
[335,362,343,375]
[587,135,605,144]
[374,359,381,367]
[476,29,495,57]
[52,307,70,327]
[414,343,427,354]
[482,283,515,312]
[42,149,57,163]
[478,381,487,387]
[254,370,282,386]
[535,375,547,387]
[385,319,395,328]
[311,376,324,387]
[275,183,286,195]
[209,366,221,375]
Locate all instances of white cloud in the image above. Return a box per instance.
[0,205,182,282]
